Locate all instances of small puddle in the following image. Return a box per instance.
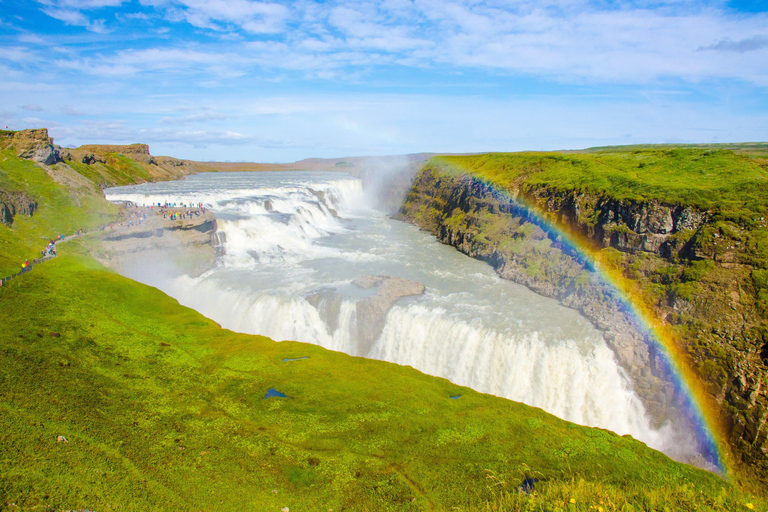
[283,356,309,362]
[450,395,461,400]
[264,388,290,399]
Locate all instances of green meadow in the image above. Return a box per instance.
[432,148,768,221]
[0,148,765,510]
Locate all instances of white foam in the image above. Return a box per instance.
[104,170,698,463]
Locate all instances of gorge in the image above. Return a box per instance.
[103,167,720,471]
[395,152,768,481]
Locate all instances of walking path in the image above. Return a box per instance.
[0,232,81,286]
[1,203,211,287]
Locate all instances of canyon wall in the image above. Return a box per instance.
[397,162,768,478]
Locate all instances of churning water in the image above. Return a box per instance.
[105,171,690,459]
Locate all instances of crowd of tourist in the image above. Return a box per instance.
[2,200,209,287]
[1,231,83,286]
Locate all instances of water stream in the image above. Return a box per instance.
[105,170,694,461]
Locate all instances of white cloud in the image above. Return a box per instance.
[141,0,289,33]
[699,35,768,53]
[22,116,49,126]
[36,0,127,32]
[52,120,256,148]
[0,46,41,64]
[22,0,768,85]
[404,3,768,84]
[56,46,252,77]
[123,12,150,20]
[40,6,110,32]
[256,2,768,84]
[62,106,86,115]
[2,0,766,164]
[160,109,227,124]
[21,104,45,112]
[149,128,252,145]
[39,0,126,8]
[18,33,46,44]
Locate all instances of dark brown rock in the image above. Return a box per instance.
[0,190,38,225]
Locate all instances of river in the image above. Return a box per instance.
[104,170,695,462]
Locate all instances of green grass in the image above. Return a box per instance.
[432,149,768,221]
[1,249,762,511]
[1,148,766,510]
[470,475,763,512]
[63,153,154,188]
[584,142,768,159]
[0,149,118,277]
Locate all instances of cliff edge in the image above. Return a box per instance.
[397,150,768,482]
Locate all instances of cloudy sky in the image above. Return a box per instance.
[1,0,766,161]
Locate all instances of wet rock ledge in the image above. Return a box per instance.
[95,205,220,278]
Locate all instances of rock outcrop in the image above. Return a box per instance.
[72,144,196,182]
[78,143,151,156]
[305,288,345,334]
[397,163,768,478]
[352,275,426,355]
[526,187,708,258]
[78,144,158,165]
[80,152,105,165]
[96,206,219,278]
[1,128,63,165]
[305,275,426,356]
[0,190,38,225]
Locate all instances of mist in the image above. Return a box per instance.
[101,166,716,470]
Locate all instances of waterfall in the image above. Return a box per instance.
[104,170,694,462]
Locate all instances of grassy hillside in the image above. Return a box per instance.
[584,142,768,159]
[4,249,757,511]
[0,135,197,278]
[1,146,766,510]
[435,149,768,220]
[0,148,118,277]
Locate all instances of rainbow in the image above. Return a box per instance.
[466,175,730,475]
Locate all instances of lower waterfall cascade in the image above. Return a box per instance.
[105,170,705,464]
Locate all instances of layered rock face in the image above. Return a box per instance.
[305,275,426,357]
[95,206,219,278]
[1,129,196,186]
[352,275,426,355]
[1,128,63,165]
[73,144,196,182]
[78,144,158,166]
[527,187,708,257]
[0,191,38,226]
[397,164,768,478]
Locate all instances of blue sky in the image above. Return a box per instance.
[0,0,766,161]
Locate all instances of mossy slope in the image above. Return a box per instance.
[0,251,758,511]
[0,148,118,277]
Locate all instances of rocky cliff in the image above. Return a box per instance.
[397,158,768,480]
[0,191,38,226]
[95,206,219,278]
[1,129,196,185]
[1,128,63,165]
[71,143,196,183]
